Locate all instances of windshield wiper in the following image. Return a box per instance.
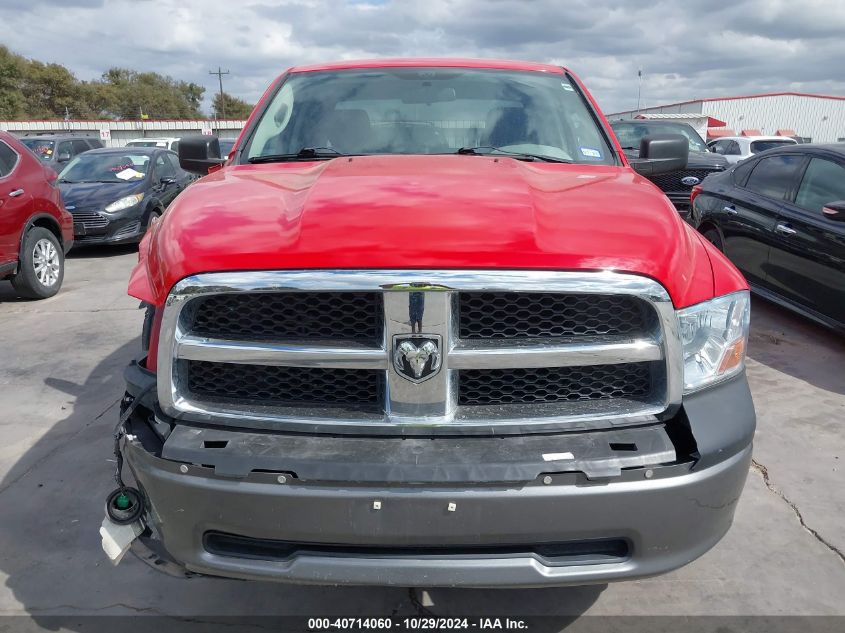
[57,178,76,183]
[455,146,572,163]
[248,147,349,163]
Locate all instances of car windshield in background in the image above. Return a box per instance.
[611,122,708,152]
[58,153,151,183]
[245,67,614,165]
[218,139,236,156]
[20,139,56,160]
[751,140,797,153]
[126,141,162,147]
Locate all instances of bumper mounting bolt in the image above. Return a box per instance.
[447,502,456,512]
[179,464,189,474]
[277,475,287,484]
[543,476,553,485]
[645,469,654,479]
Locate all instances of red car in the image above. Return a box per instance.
[105,59,755,588]
[0,131,73,299]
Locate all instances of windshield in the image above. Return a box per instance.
[611,121,708,152]
[751,140,796,153]
[244,67,614,165]
[218,139,236,156]
[20,139,56,160]
[58,153,151,183]
[126,141,163,147]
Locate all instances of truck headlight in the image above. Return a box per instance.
[104,193,144,213]
[677,291,750,393]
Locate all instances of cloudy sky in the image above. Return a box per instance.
[2,0,844,114]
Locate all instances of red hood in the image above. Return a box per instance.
[131,155,718,307]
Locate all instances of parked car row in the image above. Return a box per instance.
[0,131,208,299]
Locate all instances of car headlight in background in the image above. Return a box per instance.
[677,291,750,393]
[104,193,144,213]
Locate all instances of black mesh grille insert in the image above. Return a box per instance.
[649,168,721,192]
[458,293,652,339]
[459,363,653,406]
[184,360,381,409]
[188,292,383,343]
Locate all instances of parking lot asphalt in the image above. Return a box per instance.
[0,247,843,621]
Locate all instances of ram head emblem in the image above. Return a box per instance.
[393,337,442,382]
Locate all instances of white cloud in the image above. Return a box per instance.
[1,0,844,114]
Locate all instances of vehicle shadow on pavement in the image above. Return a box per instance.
[67,244,139,259]
[747,296,845,395]
[0,339,603,627]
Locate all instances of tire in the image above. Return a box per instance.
[11,227,64,299]
[702,227,724,252]
[145,208,162,233]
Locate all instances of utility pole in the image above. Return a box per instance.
[636,67,643,113]
[209,66,230,120]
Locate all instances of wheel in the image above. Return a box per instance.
[145,208,162,233]
[11,227,64,299]
[702,227,724,252]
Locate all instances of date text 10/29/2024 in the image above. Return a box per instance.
[308,618,529,630]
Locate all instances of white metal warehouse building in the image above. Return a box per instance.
[609,92,845,143]
[0,119,246,147]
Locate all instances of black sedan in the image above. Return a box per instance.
[691,143,845,332]
[56,147,193,245]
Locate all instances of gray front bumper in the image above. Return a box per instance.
[121,371,754,587]
[126,441,750,587]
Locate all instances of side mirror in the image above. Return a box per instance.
[57,152,71,163]
[822,200,845,222]
[629,134,689,176]
[178,135,224,175]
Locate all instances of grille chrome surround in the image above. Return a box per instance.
[158,270,682,435]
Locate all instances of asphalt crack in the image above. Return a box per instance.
[751,459,845,565]
[0,397,120,497]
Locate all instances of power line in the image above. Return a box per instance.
[209,66,230,119]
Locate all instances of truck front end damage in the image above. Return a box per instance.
[108,269,754,587]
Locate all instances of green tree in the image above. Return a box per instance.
[0,46,28,118]
[0,47,208,121]
[96,68,205,119]
[20,60,94,119]
[211,92,254,120]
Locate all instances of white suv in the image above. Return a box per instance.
[125,137,181,152]
[707,135,797,164]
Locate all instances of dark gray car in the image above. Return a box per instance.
[18,134,104,173]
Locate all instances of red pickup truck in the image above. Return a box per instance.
[105,59,755,587]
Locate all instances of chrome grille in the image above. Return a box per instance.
[71,210,108,229]
[158,271,681,434]
[459,292,651,338]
